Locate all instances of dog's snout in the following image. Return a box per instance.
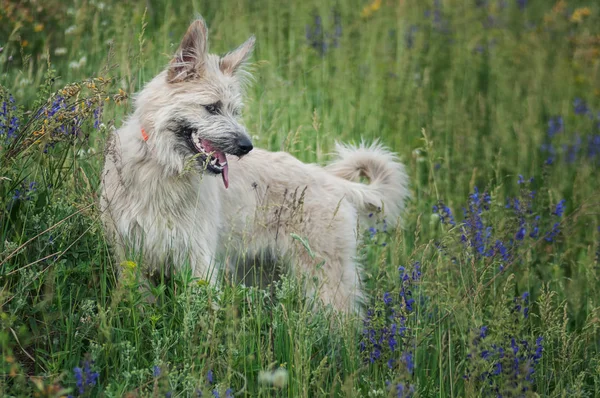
[236,136,253,155]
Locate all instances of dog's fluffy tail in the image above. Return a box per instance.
[325,141,410,227]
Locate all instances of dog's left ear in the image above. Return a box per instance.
[219,36,256,76]
[168,18,209,83]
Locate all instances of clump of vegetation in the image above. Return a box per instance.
[1,0,599,396]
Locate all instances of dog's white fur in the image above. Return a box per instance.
[100,18,409,313]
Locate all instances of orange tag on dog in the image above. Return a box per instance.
[141,128,149,141]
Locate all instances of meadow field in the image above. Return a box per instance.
[1,0,600,396]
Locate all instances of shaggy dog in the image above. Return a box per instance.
[100,17,409,313]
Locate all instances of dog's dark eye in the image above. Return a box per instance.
[204,102,221,115]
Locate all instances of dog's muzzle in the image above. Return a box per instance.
[188,130,254,189]
[236,136,253,156]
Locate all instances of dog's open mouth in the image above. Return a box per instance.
[189,132,230,189]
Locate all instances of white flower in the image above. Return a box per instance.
[69,56,87,70]
[19,78,32,87]
[258,368,288,388]
[54,47,68,56]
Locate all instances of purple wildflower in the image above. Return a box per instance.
[480,326,488,339]
[73,367,84,395]
[383,292,392,305]
[553,199,566,217]
[573,98,589,115]
[547,116,563,138]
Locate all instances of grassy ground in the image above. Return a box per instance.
[1,0,600,396]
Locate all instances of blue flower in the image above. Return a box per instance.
[360,263,420,367]
[529,216,540,238]
[511,338,519,355]
[153,365,161,377]
[553,199,566,217]
[383,292,392,306]
[388,335,397,351]
[492,361,502,375]
[479,326,488,339]
[533,337,543,362]
[547,116,563,138]
[515,227,526,241]
[461,187,493,257]
[405,25,418,49]
[305,11,342,56]
[573,98,589,115]
[93,106,103,129]
[402,351,414,373]
[0,95,20,139]
[392,382,415,398]
[545,222,560,242]
[588,135,600,160]
[207,369,214,384]
[494,240,510,262]
[73,367,84,394]
[435,203,456,226]
[83,360,99,387]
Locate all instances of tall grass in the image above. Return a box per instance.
[1,0,600,396]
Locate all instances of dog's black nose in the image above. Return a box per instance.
[237,137,253,155]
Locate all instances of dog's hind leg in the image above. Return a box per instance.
[320,257,363,314]
[296,248,363,315]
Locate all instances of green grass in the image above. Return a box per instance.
[1,0,600,396]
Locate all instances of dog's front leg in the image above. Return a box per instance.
[186,226,221,286]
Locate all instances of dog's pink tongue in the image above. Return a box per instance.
[201,140,229,189]
[222,163,229,189]
[217,151,229,189]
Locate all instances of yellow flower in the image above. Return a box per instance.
[553,0,567,14]
[570,7,591,23]
[21,40,28,48]
[120,260,137,270]
[361,0,382,18]
[34,23,44,32]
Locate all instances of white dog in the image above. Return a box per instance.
[100,17,409,313]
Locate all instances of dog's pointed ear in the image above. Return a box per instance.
[168,18,209,83]
[219,35,255,76]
